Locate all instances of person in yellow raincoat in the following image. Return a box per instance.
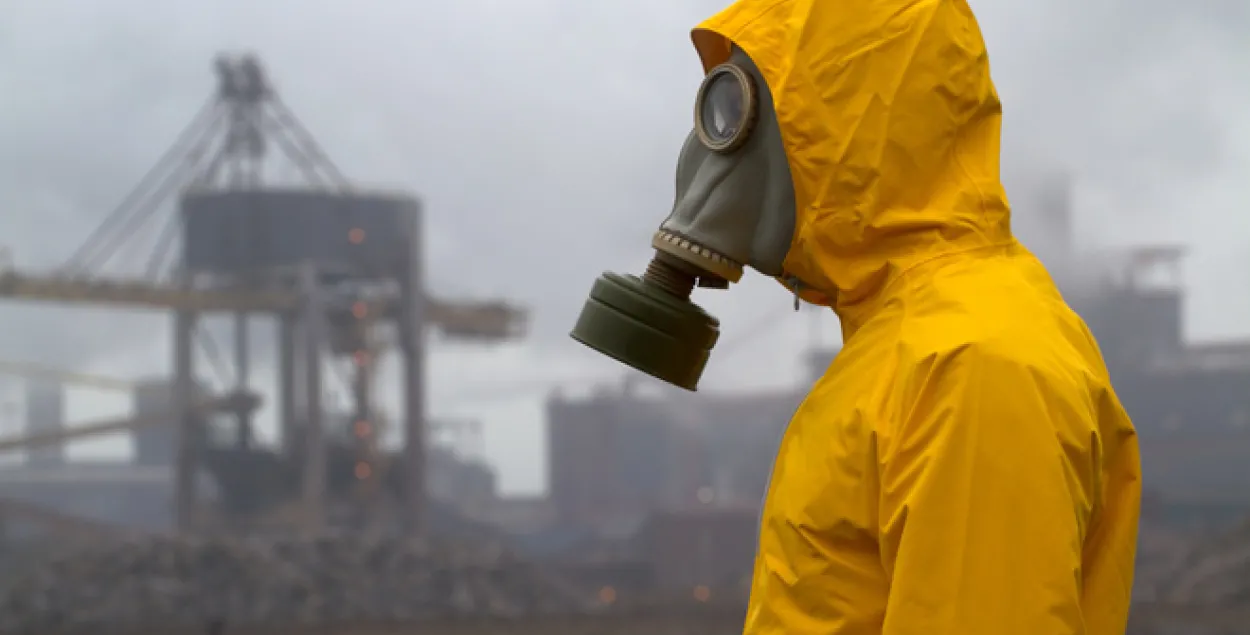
[683,1,1143,633]
[570,0,1141,631]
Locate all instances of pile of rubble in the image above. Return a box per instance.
[0,531,593,634]
[1132,523,1208,603]
[1140,521,1250,607]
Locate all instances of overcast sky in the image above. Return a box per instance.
[0,0,1247,494]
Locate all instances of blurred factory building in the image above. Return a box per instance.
[530,352,835,596]
[546,385,799,531]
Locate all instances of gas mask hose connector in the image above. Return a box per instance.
[643,254,697,299]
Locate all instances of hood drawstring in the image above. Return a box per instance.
[786,275,802,311]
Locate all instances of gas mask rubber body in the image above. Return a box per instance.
[570,47,797,391]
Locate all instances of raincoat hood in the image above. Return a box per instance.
[692,0,1013,333]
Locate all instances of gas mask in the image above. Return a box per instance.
[570,47,797,391]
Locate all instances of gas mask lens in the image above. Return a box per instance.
[695,63,758,153]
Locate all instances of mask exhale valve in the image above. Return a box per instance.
[569,251,721,391]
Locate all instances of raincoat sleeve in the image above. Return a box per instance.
[877,346,1134,634]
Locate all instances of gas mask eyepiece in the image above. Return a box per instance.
[694,63,758,154]
[571,49,793,392]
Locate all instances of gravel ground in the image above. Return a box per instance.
[5,519,1250,635]
[0,532,594,634]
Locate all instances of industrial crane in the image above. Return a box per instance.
[0,53,528,535]
[0,52,524,338]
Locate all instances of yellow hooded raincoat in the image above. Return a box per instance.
[691,1,1142,633]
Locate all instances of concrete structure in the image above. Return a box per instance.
[23,381,64,468]
[547,389,686,528]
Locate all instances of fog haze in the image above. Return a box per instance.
[1,0,1247,493]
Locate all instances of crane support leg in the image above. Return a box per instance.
[234,311,252,449]
[278,313,298,457]
[299,262,325,531]
[173,306,198,532]
[401,201,427,536]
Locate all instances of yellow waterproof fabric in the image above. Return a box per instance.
[691,1,1142,634]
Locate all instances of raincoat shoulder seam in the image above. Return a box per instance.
[886,238,1016,298]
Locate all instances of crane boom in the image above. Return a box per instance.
[0,271,291,312]
[0,271,526,341]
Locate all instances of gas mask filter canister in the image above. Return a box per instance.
[570,60,763,391]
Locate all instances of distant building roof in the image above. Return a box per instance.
[1148,341,1250,375]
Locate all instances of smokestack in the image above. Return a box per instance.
[25,379,65,467]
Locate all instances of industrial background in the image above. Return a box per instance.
[0,54,1245,635]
